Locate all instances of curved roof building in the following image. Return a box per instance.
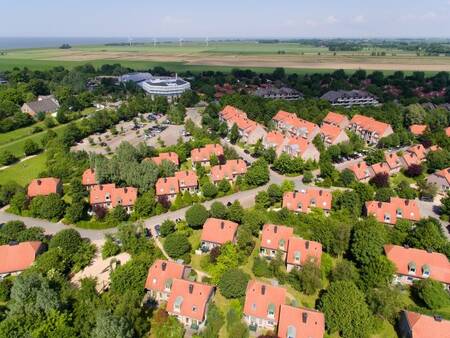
[140,75,191,99]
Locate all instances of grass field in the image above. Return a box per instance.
[1,41,450,73]
[0,153,46,185]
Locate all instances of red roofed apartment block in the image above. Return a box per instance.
[348,161,373,182]
[282,188,332,214]
[319,123,350,147]
[365,197,420,225]
[285,136,320,162]
[348,114,393,145]
[260,224,294,260]
[243,280,287,330]
[89,183,137,213]
[0,241,43,277]
[370,162,391,176]
[150,152,180,166]
[286,237,322,272]
[166,279,215,329]
[27,177,62,198]
[273,110,320,141]
[210,159,247,184]
[399,310,450,338]
[277,305,325,338]
[427,167,450,192]
[322,111,350,129]
[82,168,98,189]
[409,124,427,136]
[384,152,403,174]
[263,131,286,155]
[384,245,450,288]
[155,170,198,202]
[144,259,191,302]
[191,144,224,166]
[200,218,239,251]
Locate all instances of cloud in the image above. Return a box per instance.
[325,15,338,24]
[353,15,366,24]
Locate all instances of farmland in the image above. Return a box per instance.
[1,41,450,73]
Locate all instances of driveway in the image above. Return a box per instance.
[417,200,450,239]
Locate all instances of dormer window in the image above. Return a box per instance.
[267,303,275,318]
[297,203,302,210]
[279,239,286,250]
[408,261,416,275]
[384,213,391,222]
[287,325,297,338]
[396,208,403,218]
[174,296,183,312]
[310,198,316,207]
[422,264,430,278]
[165,279,173,291]
[294,251,301,263]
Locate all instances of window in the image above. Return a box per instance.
[279,239,286,250]
[287,325,297,338]
[396,208,403,218]
[310,199,316,206]
[408,261,416,274]
[174,296,183,312]
[268,303,275,318]
[294,251,301,263]
[384,213,391,222]
[422,264,430,278]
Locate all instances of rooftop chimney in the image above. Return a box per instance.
[37,179,42,185]
[124,188,128,193]
[189,284,194,294]
[164,178,167,183]
[434,315,443,322]
[261,285,266,295]
[274,226,278,234]
[220,221,225,229]
[405,200,409,206]
[305,241,310,249]
[302,312,308,323]
[162,262,167,271]
[378,202,382,208]
[319,190,323,196]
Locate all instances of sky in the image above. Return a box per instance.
[1,0,450,38]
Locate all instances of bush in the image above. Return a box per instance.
[23,139,40,156]
[49,228,83,256]
[218,269,250,299]
[29,193,66,220]
[302,171,314,183]
[185,204,209,228]
[107,205,129,224]
[163,233,191,259]
[412,278,450,310]
[160,220,176,237]
[405,164,423,177]
[209,201,228,219]
[202,182,218,199]
[102,236,121,259]
[0,150,17,166]
[369,173,389,188]
[252,257,272,277]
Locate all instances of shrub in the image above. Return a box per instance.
[209,201,228,219]
[202,181,218,199]
[160,219,176,237]
[29,193,66,220]
[252,257,272,277]
[405,164,423,177]
[219,269,250,299]
[185,204,209,228]
[23,139,40,156]
[412,278,450,310]
[163,233,191,259]
[0,150,17,166]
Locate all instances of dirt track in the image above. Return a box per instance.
[41,51,450,71]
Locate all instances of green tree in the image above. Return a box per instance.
[330,259,360,283]
[209,201,228,219]
[102,236,121,259]
[340,169,356,187]
[107,205,129,224]
[133,191,157,218]
[319,281,373,338]
[49,228,83,256]
[229,123,239,144]
[217,179,231,193]
[210,243,239,283]
[255,191,271,209]
[367,286,404,324]
[218,269,250,299]
[267,184,283,204]
[245,158,269,186]
[202,181,218,199]
[92,311,133,338]
[163,233,191,259]
[351,218,387,267]
[289,260,322,295]
[23,139,40,156]
[412,278,450,310]
[29,194,66,220]
[228,200,244,223]
[185,204,209,228]
[0,150,17,166]
[160,219,176,237]
[302,170,314,184]
[359,256,396,290]
[65,200,88,223]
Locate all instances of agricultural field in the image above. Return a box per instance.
[1,41,450,73]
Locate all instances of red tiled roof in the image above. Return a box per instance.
[274,111,318,136]
[350,114,392,136]
[82,168,97,186]
[201,218,238,245]
[244,280,286,322]
[349,161,372,181]
[446,127,450,137]
[384,245,450,284]
[409,124,427,136]
[319,123,344,144]
[286,237,322,266]
[403,311,450,338]
[155,177,180,196]
[89,184,137,207]
[261,224,294,251]
[191,144,224,163]
[210,160,247,182]
[166,279,214,321]
[27,177,61,198]
[370,162,390,176]
[145,259,186,292]
[150,152,179,166]
[407,144,427,161]
[278,305,325,338]
[366,197,421,224]
[265,131,285,151]
[402,152,422,167]
[220,105,247,121]
[174,170,198,188]
[323,111,348,126]
[282,189,332,213]
[286,136,314,157]
[0,241,42,274]
[385,152,402,170]
[220,105,263,134]
[433,167,450,185]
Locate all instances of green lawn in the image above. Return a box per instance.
[0,121,45,146]
[0,153,46,185]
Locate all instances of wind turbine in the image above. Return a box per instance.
[128,36,133,47]
[205,37,209,47]
[179,37,183,47]
[153,37,157,47]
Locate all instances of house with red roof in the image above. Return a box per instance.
[89,184,138,213]
[260,224,294,260]
[144,259,191,302]
[409,124,427,136]
[401,152,422,168]
[149,152,179,167]
[398,311,450,338]
[365,197,420,225]
[273,111,320,141]
[191,144,224,166]
[348,114,393,145]
[243,280,287,330]
[219,105,267,144]
[384,245,450,288]
[263,131,286,155]
[384,152,403,174]
[27,177,62,198]
[200,218,239,251]
[155,170,198,202]
[348,161,373,182]
[277,305,325,338]
[370,161,391,176]
[284,136,320,162]
[407,144,427,161]
[82,168,97,189]
[0,241,43,278]
[427,167,450,192]
[282,188,332,214]
[286,238,322,272]
[166,279,215,330]
[210,159,247,184]
[319,123,349,146]
[322,111,350,129]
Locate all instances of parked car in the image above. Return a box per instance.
[154,224,161,237]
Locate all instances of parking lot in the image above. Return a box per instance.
[71,113,189,155]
